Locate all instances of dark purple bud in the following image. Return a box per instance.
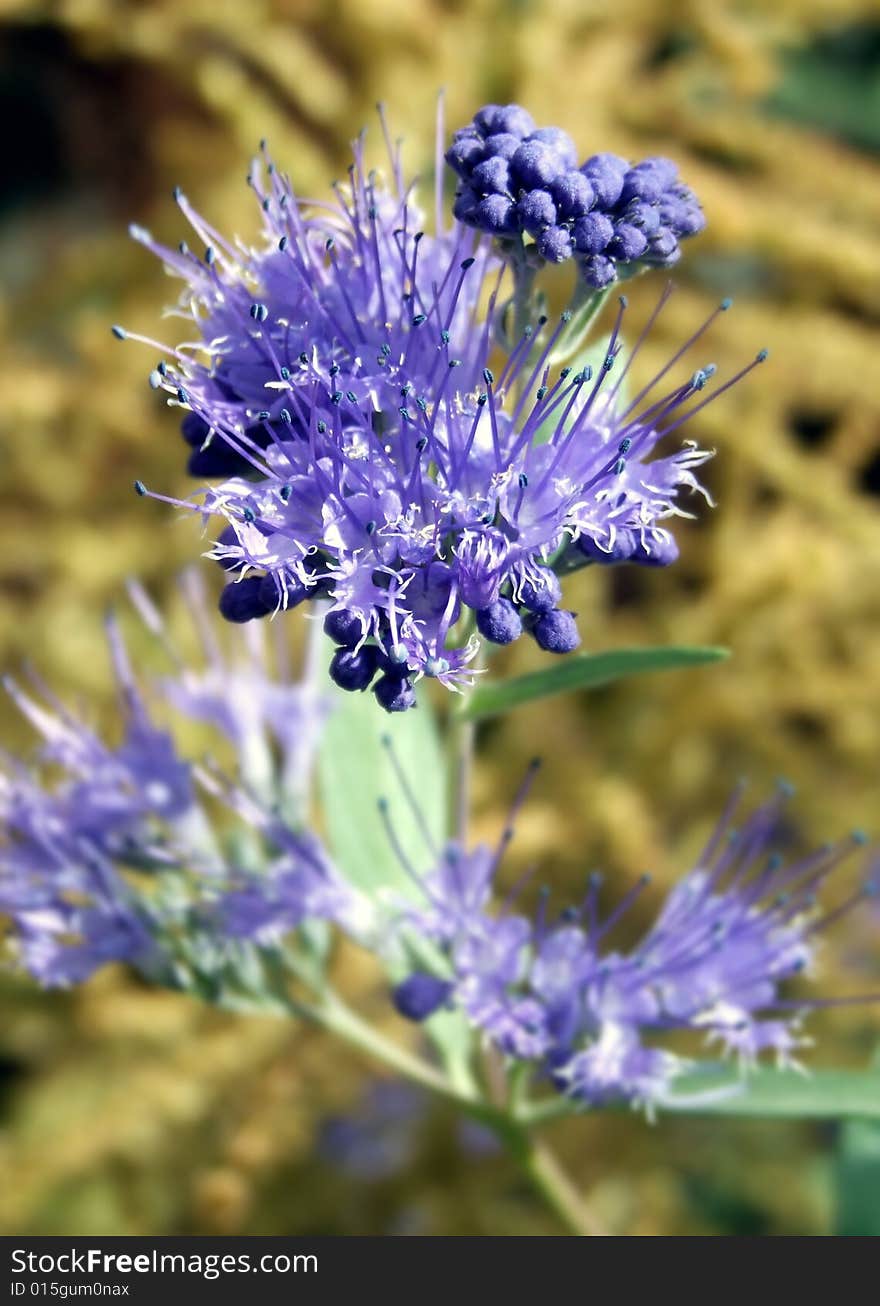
[392,973,453,1021]
[634,533,680,567]
[609,222,648,261]
[476,597,523,645]
[445,132,484,177]
[531,608,581,654]
[647,227,678,260]
[375,640,410,673]
[528,126,579,169]
[475,103,536,138]
[329,645,379,693]
[373,673,417,713]
[482,131,522,160]
[215,524,240,572]
[642,156,679,186]
[623,199,661,236]
[655,242,681,267]
[572,211,614,254]
[550,170,595,218]
[218,576,272,624]
[519,188,557,234]
[471,156,511,195]
[664,193,706,236]
[323,607,365,647]
[536,224,574,263]
[518,567,562,613]
[581,153,629,207]
[579,254,618,289]
[620,160,671,205]
[452,187,481,224]
[510,141,562,189]
[474,193,519,234]
[187,438,250,479]
[181,412,211,448]
[578,528,637,563]
[472,103,505,134]
[258,571,307,610]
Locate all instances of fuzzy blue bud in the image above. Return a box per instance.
[329,646,379,693]
[531,608,581,654]
[572,211,614,254]
[476,598,523,645]
[518,568,563,614]
[218,577,273,624]
[323,607,366,648]
[581,153,628,207]
[373,673,417,713]
[392,973,453,1021]
[510,141,562,190]
[519,189,557,235]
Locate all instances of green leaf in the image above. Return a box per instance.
[460,645,729,722]
[318,680,476,1087]
[834,1119,880,1234]
[661,1064,880,1120]
[318,681,445,898]
[833,1048,880,1233]
[535,335,624,446]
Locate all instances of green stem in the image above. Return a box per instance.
[516,1134,604,1236]
[511,258,538,349]
[483,1114,603,1237]
[447,632,483,843]
[312,988,465,1101]
[450,710,475,843]
[275,957,601,1234]
[515,1094,578,1128]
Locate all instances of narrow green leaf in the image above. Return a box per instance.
[661,1064,880,1120]
[460,645,729,722]
[833,1048,880,1233]
[834,1119,880,1233]
[318,681,444,898]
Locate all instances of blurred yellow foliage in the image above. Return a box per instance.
[0,0,878,1235]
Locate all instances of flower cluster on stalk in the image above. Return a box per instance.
[0,582,875,1112]
[447,104,705,287]
[388,774,877,1113]
[0,577,359,992]
[119,103,761,711]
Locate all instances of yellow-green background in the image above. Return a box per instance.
[1,0,879,1235]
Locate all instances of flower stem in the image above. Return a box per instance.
[277,956,602,1235]
[515,1133,605,1236]
[447,636,484,843]
[450,710,475,843]
[475,1108,602,1236]
[312,988,462,1100]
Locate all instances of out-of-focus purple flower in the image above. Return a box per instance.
[388,780,876,1113]
[0,579,356,989]
[318,1081,427,1182]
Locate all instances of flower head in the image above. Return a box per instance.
[0,577,357,991]
[122,108,756,710]
[389,778,875,1113]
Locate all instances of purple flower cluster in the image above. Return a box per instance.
[390,781,875,1112]
[447,104,705,287]
[0,579,357,990]
[123,106,752,710]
